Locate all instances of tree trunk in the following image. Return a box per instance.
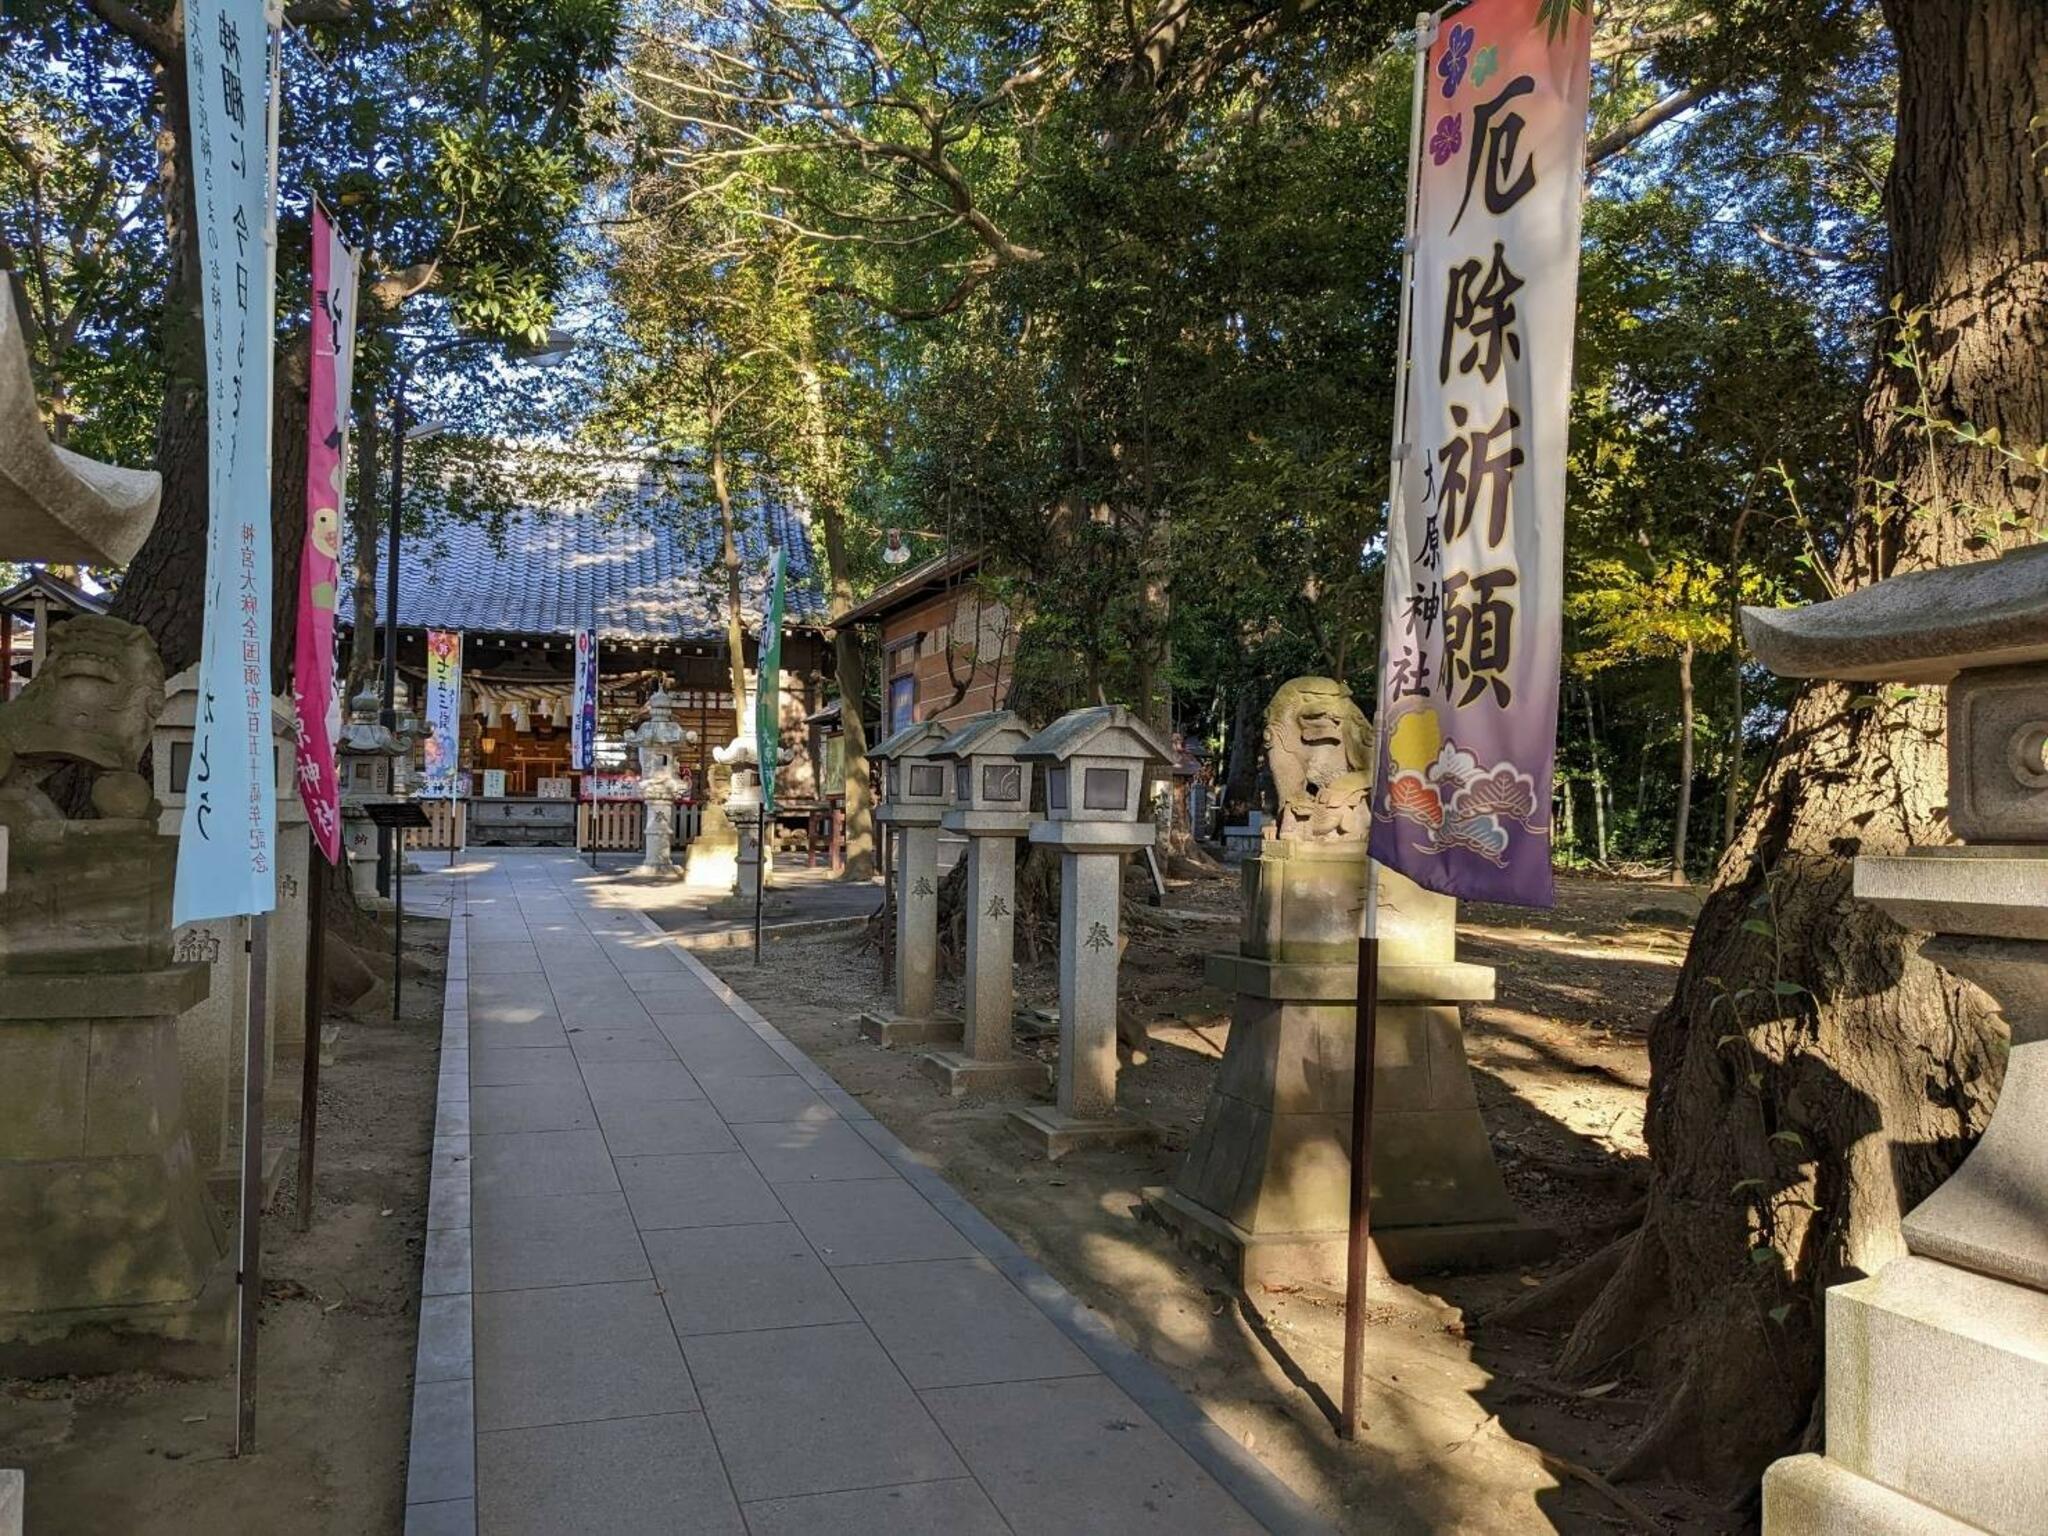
[1521,0,2046,1492]
[1723,504,1755,852]
[796,351,876,880]
[710,429,751,736]
[1221,686,1258,822]
[1583,681,1610,863]
[1669,640,1695,885]
[346,394,384,701]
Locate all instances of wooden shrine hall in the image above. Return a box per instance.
[341,456,834,851]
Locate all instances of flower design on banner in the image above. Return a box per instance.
[1470,42,1500,88]
[1429,114,1463,166]
[1437,24,1474,97]
[1380,707,1543,868]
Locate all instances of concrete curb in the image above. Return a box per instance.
[659,911,869,951]
[405,883,477,1536]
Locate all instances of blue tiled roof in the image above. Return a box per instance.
[343,453,825,641]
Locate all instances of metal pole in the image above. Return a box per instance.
[233,916,270,1456]
[753,801,766,964]
[393,823,405,1020]
[879,821,893,989]
[379,381,405,898]
[295,867,326,1232]
[1343,8,1435,1445]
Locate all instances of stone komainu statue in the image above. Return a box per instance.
[1263,676,1374,842]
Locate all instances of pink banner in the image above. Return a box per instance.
[293,199,359,864]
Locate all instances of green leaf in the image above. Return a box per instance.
[1749,1245,1777,1266]
[1772,980,1807,997]
[1730,1178,1769,1196]
[1741,917,1774,937]
[1768,1304,1793,1325]
[1768,1129,1807,1150]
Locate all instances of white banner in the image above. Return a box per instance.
[175,0,281,925]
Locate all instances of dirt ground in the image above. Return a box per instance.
[0,914,447,1536]
[699,867,1735,1536]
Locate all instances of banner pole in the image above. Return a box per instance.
[233,916,270,1455]
[295,865,325,1232]
[393,810,404,1020]
[1343,6,1436,1445]
[753,801,766,964]
[1341,863,1382,1442]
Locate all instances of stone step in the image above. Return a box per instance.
[1822,1255,2048,1535]
[1764,1453,1984,1536]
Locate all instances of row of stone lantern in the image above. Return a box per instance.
[865,704,1173,1156]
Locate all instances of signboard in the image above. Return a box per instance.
[420,629,462,798]
[569,629,598,775]
[1369,0,1591,909]
[587,773,644,802]
[481,769,507,799]
[175,0,281,927]
[756,547,787,814]
[291,199,358,864]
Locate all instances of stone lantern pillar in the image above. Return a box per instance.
[1009,705,1173,1157]
[629,688,697,878]
[1747,545,2048,1536]
[920,711,1048,1096]
[152,666,306,1191]
[861,720,958,1047]
[337,689,400,902]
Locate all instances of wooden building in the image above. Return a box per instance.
[342,455,833,848]
[839,549,1019,735]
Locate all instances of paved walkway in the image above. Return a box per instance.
[404,851,1326,1536]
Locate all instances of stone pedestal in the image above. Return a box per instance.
[920,811,1047,1096]
[861,806,957,1048]
[637,795,679,876]
[0,963,232,1375]
[1007,820,1155,1156]
[265,813,312,1119]
[1143,841,1548,1284]
[684,780,740,890]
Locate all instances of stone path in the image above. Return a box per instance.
[404,851,1328,1536]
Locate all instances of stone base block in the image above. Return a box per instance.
[1007,1105,1154,1160]
[1763,1455,1982,1536]
[1139,1186,1552,1289]
[1805,1255,2048,1535]
[0,1263,234,1379]
[860,1010,960,1049]
[918,1049,1049,1098]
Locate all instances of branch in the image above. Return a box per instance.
[1586,81,1715,170]
[77,0,178,62]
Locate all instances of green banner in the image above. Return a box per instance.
[755,546,787,813]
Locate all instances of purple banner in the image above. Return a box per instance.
[1369,0,1590,909]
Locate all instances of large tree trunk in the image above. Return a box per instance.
[1510,0,2047,1493]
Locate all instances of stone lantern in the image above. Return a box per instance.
[919,711,1048,1096]
[336,689,400,901]
[1010,705,1172,1155]
[861,719,958,1047]
[153,666,306,1192]
[629,688,697,878]
[1746,544,2048,1536]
